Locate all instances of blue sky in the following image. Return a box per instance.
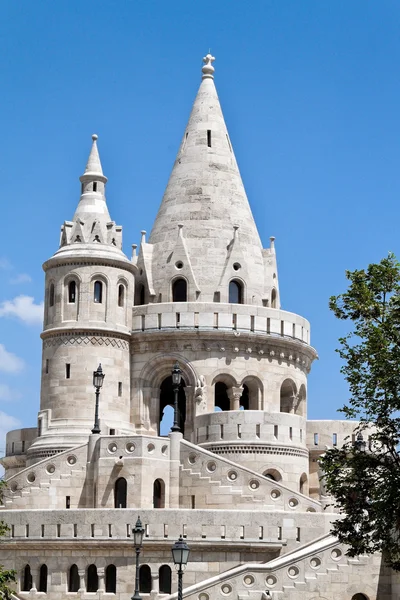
[1,1,400,453]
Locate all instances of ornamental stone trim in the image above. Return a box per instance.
[43,334,129,351]
[204,444,309,459]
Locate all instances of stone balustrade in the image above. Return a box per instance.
[132,302,311,344]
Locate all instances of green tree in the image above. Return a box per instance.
[0,480,16,599]
[321,252,400,570]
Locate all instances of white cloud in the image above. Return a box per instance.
[0,344,24,373]
[0,295,43,325]
[10,273,32,285]
[0,384,21,402]
[0,258,12,271]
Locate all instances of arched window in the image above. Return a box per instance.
[49,283,55,307]
[68,281,76,303]
[300,473,308,494]
[280,379,297,414]
[22,564,32,592]
[114,477,127,508]
[214,382,230,411]
[139,565,151,593]
[263,469,282,482]
[271,288,277,308]
[105,565,117,593]
[229,280,243,304]
[86,564,98,592]
[153,479,165,508]
[351,595,368,600]
[39,564,48,593]
[159,565,172,594]
[159,376,187,435]
[240,384,249,410]
[69,564,80,592]
[94,281,103,304]
[118,284,125,307]
[172,278,187,302]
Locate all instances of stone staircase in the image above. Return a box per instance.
[1,444,88,510]
[160,534,375,600]
[180,439,322,512]
[180,465,265,509]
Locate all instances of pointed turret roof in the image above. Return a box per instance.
[148,54,271,304]
[73,134,110,223]
[82,133,106,179]
[48,135,131,267]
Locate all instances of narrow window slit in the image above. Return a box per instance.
[207,130,212,147]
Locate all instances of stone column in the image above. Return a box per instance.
[169,431,183,508]
[228,386,244,410]
[97,568,105,593]
[183,385,194,438]
[150,570,159,597]
[78,570,85,592]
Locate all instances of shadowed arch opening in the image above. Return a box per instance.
[159,376,186,435]
[271,288,277,308]
[118,284,125,307]
[105,565,117,593]
[297,384,306,417]
[241,376,263,410]
[153,479,165,508]
[172,278,187,302]
[351,595,369,600]
[139,565,151,593]
[69,565,80,592]
[49,283,55,307]
[114,477,127,508]
[240,384,249,410]
[86,564,98,592]
[94,280,103,303]
[229,279,243,304]
[39,565,48,593]
[280,379,298,414]
[263,468,282,482]
[68,280,77,303]
[215,382,230,411]
[22,565,32,592]
[300,472,308,494]
[159,565,172,594]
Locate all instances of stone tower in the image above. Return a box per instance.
[27,135,135,463]
[131,54,316,490]
[0,54,387,600]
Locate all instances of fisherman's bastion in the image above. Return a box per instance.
[0,54,397,600]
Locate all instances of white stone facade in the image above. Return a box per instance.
[0,54,396,599]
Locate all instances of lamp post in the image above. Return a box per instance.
[131,516,145,600]
[171,362,182,432]
[92,364,105,434]
[172,536,190,600]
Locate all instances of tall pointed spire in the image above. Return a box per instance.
[53,134,127,260]
[148,54,274,305]
[83,134,106,178]
[74,134,110,223]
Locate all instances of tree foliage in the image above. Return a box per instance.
[0,480,16,599]
[321,253,400,570]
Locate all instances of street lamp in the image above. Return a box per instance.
[171,536,190,600]
[171,362,182,433]
[354,431,367,452]
[131,516,145,600]
[92,364,105,434]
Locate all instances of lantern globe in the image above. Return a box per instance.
[133,516,144,548]
[172,362,182,386]
[93,364,105,389]
[171,536,190,568]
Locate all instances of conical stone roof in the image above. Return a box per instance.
[149,55,271,304]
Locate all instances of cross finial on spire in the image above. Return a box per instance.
[202,53,215,79]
